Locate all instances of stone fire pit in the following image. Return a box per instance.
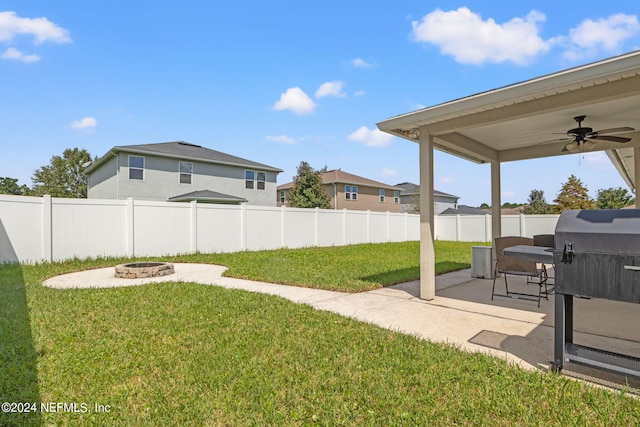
[114,262,175,279]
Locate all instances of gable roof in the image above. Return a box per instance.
[394,182,459,199]
[85,141,282,174]
[167,190,247,204]
[278,169,398,191]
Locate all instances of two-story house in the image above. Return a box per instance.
[84,141,282,206]
[394,182,459,214]
[278,169,401,213]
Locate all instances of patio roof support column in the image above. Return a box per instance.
[490,161,501,242]
[635,147,640,197]
[418,126,435,300]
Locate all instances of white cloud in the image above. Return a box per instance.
[411,7,550,65]
[440,177,455,183]
[353,90,366,97]
[348,126,393,147]
[266,135,298,145]
[315,81,346,98]
[350,58,374,68]
[1,47,39,62]
[563,14,639,60]
[70,117,97,129]
[272,87,316,115]
[0,11,71,44]
[583,151,615,170]
[382,168,398,177]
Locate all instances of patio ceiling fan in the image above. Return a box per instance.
[558,115,635,153]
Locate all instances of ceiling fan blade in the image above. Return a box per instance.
[588,126,635,135]
[589,135,632,143]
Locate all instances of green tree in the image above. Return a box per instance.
[287,161,331,209]
[553,174,594,212]
[479,203,490,209]
[523,189,550,214]
[0,177,28,195]
[30,147,93,198]
[595,187,635,209]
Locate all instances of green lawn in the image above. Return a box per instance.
[2,241,639,426]
[174,240,480,292]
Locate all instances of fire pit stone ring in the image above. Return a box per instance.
[114,262,175,279]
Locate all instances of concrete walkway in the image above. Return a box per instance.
[44,263,640,388]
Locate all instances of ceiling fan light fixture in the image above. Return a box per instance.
[583,140,597,151]
[565,140,580,153]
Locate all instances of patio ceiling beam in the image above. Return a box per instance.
[500,131,640,162]
[424,75,640,136]
[435,132,498,163]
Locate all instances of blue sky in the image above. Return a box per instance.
[1,1,639,206]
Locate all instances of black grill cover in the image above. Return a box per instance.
[554,209,640,303]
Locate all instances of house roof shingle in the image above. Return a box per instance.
[85,141,282,174]
[278,169,399,191]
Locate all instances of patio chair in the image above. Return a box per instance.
[491,236,550,307]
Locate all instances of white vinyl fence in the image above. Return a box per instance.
[0,195,561,264]
[434,213,560,242]
[0,195,419,263]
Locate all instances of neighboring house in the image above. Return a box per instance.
[85,141,282,206]
[277,169,401,213]
[394,182,459,214]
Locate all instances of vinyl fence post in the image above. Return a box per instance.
[342,208,347,245]
[281,205,286,248]
[386,211,390,242]
[190,200,198,253]
[126,198,135,257]
[42,195,53,262]
[314,207,319,246]
[240,203,246,251]
[366,210,371,243]
[485,214,492,243]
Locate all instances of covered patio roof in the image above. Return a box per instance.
[377,50,640,300]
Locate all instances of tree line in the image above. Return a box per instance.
[1,148,93,198]
[481,174,635,213]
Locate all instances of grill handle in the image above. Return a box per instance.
[624,265,640,272]
[561,243,575,264]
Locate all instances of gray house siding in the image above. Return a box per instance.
[86,143,281,206]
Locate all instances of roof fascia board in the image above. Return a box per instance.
[606,149,634,191]
[377,50,640,133]
[425,74,640,136]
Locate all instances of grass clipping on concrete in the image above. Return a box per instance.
[2,242,639,425]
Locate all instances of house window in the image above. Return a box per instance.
[394,191,400,204]
[245,170,267,190]
[245,170,255,189]
[345,185,358,200]
[179,162,192,184]
[279,190,285,203]
[129,156,144,180]
[379,189,385,202]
